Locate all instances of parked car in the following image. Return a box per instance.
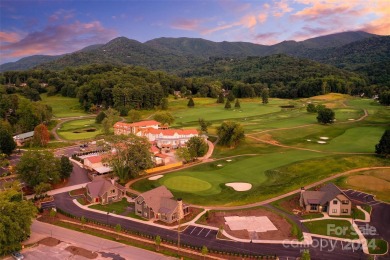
[11,252,24,260]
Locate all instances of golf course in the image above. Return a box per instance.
[131,93,390,206]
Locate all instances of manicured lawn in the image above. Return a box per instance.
[303,219,359,239]
[367,239,388,255]
[89,198,129,215]
[301,213,324,220]
[333,169,390,203]
[57,118,103,140]
[40,94,87,118]
[132,154,389,206]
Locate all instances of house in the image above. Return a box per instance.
[86,178,125,204]
[300,183,352,216]
[154,153,170,165]
[83,155,112,175]
[135,186,189,223]
[113,120,160,135]
[13,131,34,146]
[140,128,200,149]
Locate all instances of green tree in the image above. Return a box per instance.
[198,118,211,134]
[0,185,37,255]
[127,109,142,123]
[201,246,208,260]
[316,108,335,124]
[186,136,208,159]
[153,111,175,125]
[102,108,120,135]
[227,91,235,102]
[33,123,50,147]
[115,224,121,240]
[34,182,51,196]
[234,99,241,108]
[224,99,231,109]
[0,129,16,155]
[161,98,169,110]
[217,121,245,147]
[261,88,269,104]
[301,249,311,260]
[155,235,161,251]
[16,150,61,188]
[316,104,326,112]
[187,97,195,107]
[175,147,192,163]
[306,103,317,113]
[378,90,390,105]
[81,216,86,230]
[60,156,73,180]
[95,111,106,123]
[375,129,390,158]
[217,93,224,103]
[105,135,153,182]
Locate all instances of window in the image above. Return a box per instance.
[333,200,338,205]
[342,200,349,205]
[332,209,337,213]
[111,189,115,194]
[310,205,318,211]
[342,209,348,213]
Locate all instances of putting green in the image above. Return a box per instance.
[163,176,212,192]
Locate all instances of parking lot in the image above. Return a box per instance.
[343,189,381,206]
[183,225,218,238]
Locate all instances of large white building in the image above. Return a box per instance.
[113,120,201,149]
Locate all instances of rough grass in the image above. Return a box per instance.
[40,94,86,118]
[367,239,388,254]
[333,169,390,203]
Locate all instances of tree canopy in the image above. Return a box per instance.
[153,111,175,125]
[105,135,153,182]
[0,128,16,155]
[186,136,208,159]
[316,108,335,124]
[217,121,245,147]
[60,156,73,179]
[16,150,61,188]
[375,129,390,158]
[0,183,37,255]
[33,123,50,147]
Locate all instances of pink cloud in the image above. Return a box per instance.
[273,0,293,17]
[171,18,203,31]
[0,31,22,43]
[49,9,75,23]
[0,21,117,60]
[240,15,257,28]
[257,13,268,24]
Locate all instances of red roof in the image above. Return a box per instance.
[113,122,132,129]
[145,128,198,136]
[85,155,102,164]
[150,146,159,154]
[128,120,160,127]
[156,153,170,158]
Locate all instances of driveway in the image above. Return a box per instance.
[54,192,368,260]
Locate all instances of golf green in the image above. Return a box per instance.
[163,176,212,192]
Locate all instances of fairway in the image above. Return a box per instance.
[40,94,87,118]
[57,118,102,140]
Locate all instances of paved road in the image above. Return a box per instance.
[30,220,169,260]
[54,192,368,260]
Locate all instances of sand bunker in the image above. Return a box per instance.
[217,164,223,167]
[225,216,277,232]
[317,141,326,144]
[226,182,252,191]
[148,175,163,180]
[319,137,329,140]
[348,119,355,121]
[306,139,311,142]
[226,159,232,162]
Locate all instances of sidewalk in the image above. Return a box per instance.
[26,182,90,200]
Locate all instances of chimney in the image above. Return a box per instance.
[177,198,184,220]
[299,187,305,207]
[110,178,115,185]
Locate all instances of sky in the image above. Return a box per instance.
[0,0,389,64]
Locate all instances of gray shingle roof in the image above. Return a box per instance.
[138,186,175,214]
[87,179,125,199]
[13,131,34,140]
[302,183,348,205]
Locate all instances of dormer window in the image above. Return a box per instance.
[333,200,338,205]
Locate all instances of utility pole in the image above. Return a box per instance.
[177,198,184,256]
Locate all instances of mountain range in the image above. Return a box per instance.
[1,31,389,85]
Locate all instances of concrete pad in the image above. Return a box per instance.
[225,216,277,232]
